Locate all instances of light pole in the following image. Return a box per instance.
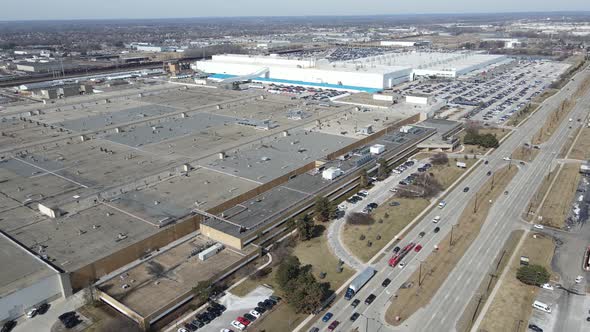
[419,260,425,286]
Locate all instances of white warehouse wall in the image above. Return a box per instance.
[197,61,412,89]
[0,273,63,321]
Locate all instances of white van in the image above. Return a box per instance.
[532,300,551,313]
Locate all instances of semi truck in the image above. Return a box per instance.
[344,267,376,300]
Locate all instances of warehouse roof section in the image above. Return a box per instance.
[0,233,57,298]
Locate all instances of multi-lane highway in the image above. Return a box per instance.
[308,66,590,332]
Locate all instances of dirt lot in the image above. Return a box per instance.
[477,233,556,332]
[569,127,590,160]
[343,159,477,262]
[385,166,518,325]
[432,158,478,189]
[524,170,558,221]
[539,163,581,228]
[342,197,430,262]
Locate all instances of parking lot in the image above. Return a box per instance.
[169,285,278,332]
[394,60,569,124]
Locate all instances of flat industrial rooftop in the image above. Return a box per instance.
[0,235,57,298]
[0,80,367,273]
[97,234,242,317]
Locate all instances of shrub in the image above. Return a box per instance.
[516,264,550,286]
[347,212,375,225]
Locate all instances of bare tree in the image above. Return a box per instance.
[430,153,449,166]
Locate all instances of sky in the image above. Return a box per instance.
[1,0,589,21]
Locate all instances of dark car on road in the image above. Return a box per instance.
[419,231,426,238]
[365,294,376,305]
[434,227,440,233]
[463,187,470,192]
[382,278,391,287]
[528,324,543,332]
[350,312,360,321]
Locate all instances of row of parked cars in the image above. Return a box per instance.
[1,303,52,332]
[230,296,280,331]
[179,302,227,332]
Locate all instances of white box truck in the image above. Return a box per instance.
[456,161,467,168]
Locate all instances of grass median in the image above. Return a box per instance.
[385,165,518,325]
[477,232,556,332]
[511,145,540,162]
[342,159,477,262]
[568,126,590,160]
[538,163,581,228]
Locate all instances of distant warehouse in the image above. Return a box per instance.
[195,52,507,91]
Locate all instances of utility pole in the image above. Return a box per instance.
[419,261,423,286]
[491,172,495,190]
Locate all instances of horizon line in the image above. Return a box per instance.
[1,10,590,23]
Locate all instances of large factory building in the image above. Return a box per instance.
[195,51,508,92]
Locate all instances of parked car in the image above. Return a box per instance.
[575,275,584,283]
[350,312,360,321]
[351,299,360,307]
[231,320,245,331]
[244,313,257,321]
[309,328,320,332]
[392,246,401,253]
[322,312,333,322]
[365,294,376,305]
[249,310,261,318]
[328,321,340,331]
[541,283,554,291]
[236,316,251,326]
[26,308,37,318]
[389,201,400,207]
[1,320,16,332]
[37,303,50,315]
[533,224,544,230]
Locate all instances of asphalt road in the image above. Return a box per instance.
[309,67,590,332]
